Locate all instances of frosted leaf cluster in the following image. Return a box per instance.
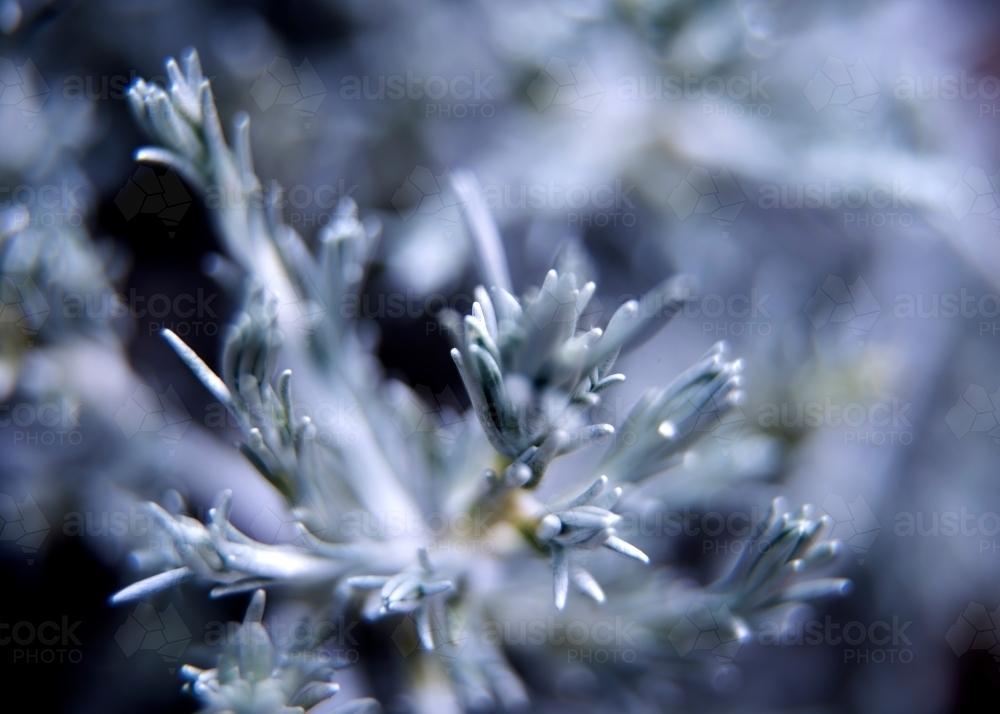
[105,50,850,712]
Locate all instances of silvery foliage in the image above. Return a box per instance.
[617,498,851,661]
[0,205,118,398]
[347,546,454,642]
[110,50,849,711]
[181,589,380,714]
[534,475,648,610]
[444,265,690,464]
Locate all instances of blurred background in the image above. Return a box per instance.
[3,0,1000,711]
